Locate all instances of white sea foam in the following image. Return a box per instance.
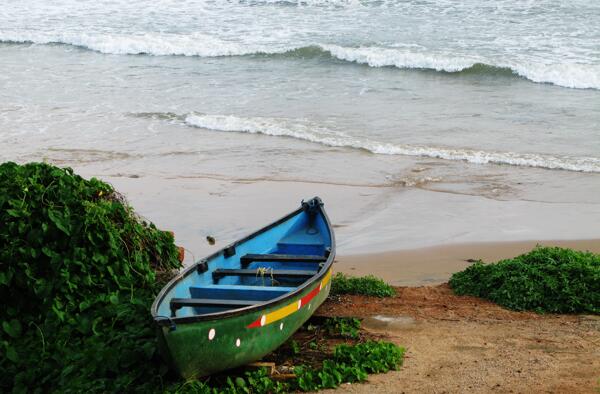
[185,114,600,173]
[0,31,288,57]
[2,30,598,89]
[509,62,600,91]
[321,44,476,72]
[320,44,600,90]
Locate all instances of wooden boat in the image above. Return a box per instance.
[151,197,335,378]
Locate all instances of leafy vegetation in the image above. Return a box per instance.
[169,341,405,393]
[323,317,361,339]
[294,341,404,391]
[167,369,289,394]
[331,273,395,298]
[0,162,181,393]
[449,246,600,313]
[290,339,301,355]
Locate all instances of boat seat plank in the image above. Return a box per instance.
[170,298,261,316]
[213,268,317,280]
[241,253,326,266]
[189,285,296,302]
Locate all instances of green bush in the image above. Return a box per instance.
[0,162,181,393]
[331,273,395,298]
[449,246,600,313]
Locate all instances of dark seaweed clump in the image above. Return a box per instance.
[0,162,181,393]
[450,246,600,314]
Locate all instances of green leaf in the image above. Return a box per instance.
[235,377,246,388]
[3,319,22,338]
[0,271,12,285]
[48,209,71,235]
[5,345,18,362]
[6,208,21,217]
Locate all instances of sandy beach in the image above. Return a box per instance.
[105,173,599,393]
[317,284,600,394]
[94,174,600,266]
[93,171,597,393]
[336,239,600,286]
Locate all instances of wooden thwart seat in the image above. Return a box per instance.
[170,298,261,316]
[240,253,326,266]
[213,268,317,281]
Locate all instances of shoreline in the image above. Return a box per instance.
[97,175,600,258]
[336,239,600,286]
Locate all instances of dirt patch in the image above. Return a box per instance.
[316,284,600,394]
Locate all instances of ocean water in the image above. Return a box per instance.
[1,1,600,252]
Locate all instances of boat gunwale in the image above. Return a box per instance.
[151,197,336,326]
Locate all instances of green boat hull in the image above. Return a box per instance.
[152,198,335,378]
[157,269,332,379]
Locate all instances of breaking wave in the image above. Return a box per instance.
[184,114,600,173]
[1,31,598,89]
[0,31,290,57]
[318,44,600,90]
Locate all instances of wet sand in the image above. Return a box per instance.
[317,284,600,394]
[96,174,600,265]
[335,239,600,286]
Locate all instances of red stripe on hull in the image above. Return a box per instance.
[300,285,320,307]
[247,318,262,328]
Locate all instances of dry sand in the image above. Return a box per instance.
[317,285,600,394]
[312,240,600,393]
[336,239,600,286]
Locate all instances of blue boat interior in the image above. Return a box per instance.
[156,205,332,318]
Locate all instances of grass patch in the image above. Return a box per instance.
[449,246,600,314]
[0,162,182,393]
[331,273,395,297]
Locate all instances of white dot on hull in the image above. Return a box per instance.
[279,322,284,330]
[236,338,241,347]
[208,328,216,340]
